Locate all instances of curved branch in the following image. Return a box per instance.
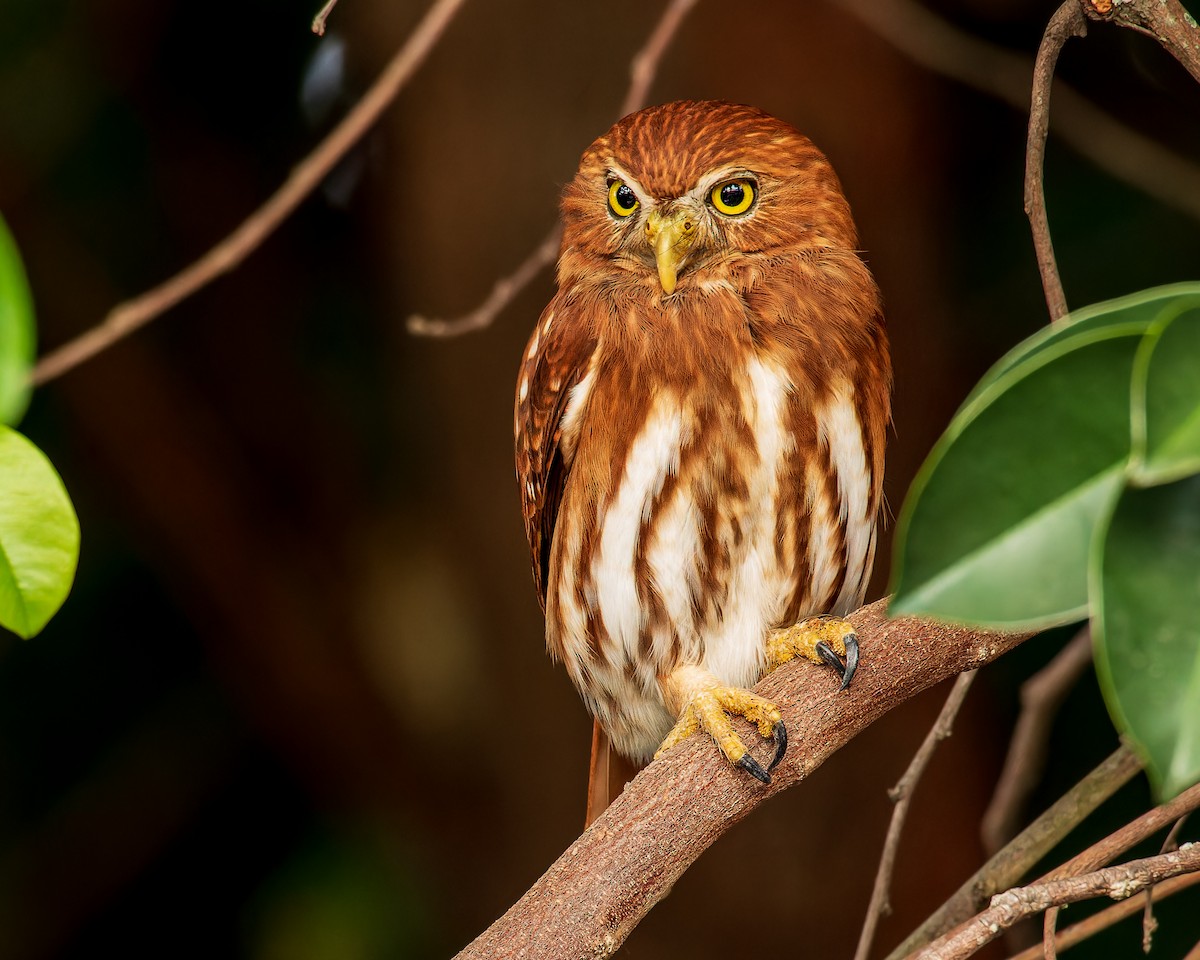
[884,746,1142,960]
[828,0,1200,224]
[407,0,700,338]
[1025,1,1088,324]
[982,627,1093,855]
[914,843,1200,960]
[31,0,469,386]
[454,600,1034,960]
[1004,870,1200,960]
[1080,0,1200,84]
[855,671,978,960]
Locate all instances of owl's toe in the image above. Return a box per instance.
[655,674,787,784]
[767,615,860,689]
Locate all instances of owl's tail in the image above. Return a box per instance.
[585,720,643,827]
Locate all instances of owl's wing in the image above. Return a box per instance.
[514,302,597,610]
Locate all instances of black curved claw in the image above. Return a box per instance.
[815,640,846,674]
[736,752,772,785]
[768,720,788,772]
[840,632,860,691]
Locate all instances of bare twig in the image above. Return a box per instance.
[1039,778,1200,952]
[1005,871,1200,960]
[913,843,1200,960]
[885,746,1143,960]
[828,0,1200,225]
[1080,0,1200,84]
[1042,909,1060,960]
[982,628,1093,855]
[406,226,561,336]
[407,0,700,338]
[855,671,978,960]
[1025,1,1088,324]
[1142,814,1189,952]
[31,0,469,386]
[617,0,699,117]
[454,600,1035,960]
[312,0,340,36]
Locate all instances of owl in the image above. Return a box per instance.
[514,100,891,823]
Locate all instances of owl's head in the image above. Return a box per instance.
[559,100,859,297]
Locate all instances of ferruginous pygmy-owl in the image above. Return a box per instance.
[514,100,891,824]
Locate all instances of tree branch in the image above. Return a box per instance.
[913,843,1200,960]
[827,0,1200,224]
[1025,1,1088,324]
[855,671,978,960]
[1142,815,1190,951]
[30,0,469,386]
[1037,776,1200,952]
[453,600,1033,959]
[982,627,1093,855]
[311,0,340,36]
[885,746,1143,960]
[1004,870,1200,960]
[1080,0,1200,84]
[406,0,700,338]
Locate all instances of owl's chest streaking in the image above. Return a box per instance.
[532,295,881,760]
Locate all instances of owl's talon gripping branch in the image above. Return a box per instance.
[656,667,787,784]
[767,615,860,690]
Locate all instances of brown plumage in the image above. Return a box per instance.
[514,100,891,823]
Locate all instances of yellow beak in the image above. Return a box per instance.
[645,209,696,295]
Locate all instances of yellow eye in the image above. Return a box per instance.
[710,179,755,216]
[608,180,639,218]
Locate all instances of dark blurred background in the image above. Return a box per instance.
[2,1,1198,957]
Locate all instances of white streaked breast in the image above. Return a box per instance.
[594,392,684,667]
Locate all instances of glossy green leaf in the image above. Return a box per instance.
[890,327,1140,628]
[1093,474,1200,799]
[0,425,79,638]
[961,283,1200,417]
[0,212,35,425]
[1132,304,1200,484]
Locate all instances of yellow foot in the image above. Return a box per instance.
[655,667,787,783]
[766,615,860,690]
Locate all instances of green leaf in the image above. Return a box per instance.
[1132,304,1200,485]
[0,425,79,638]
[890,326,1140,628]
[1093,473,1200,800]
[0,212,35,426]
[961,284,1200,417]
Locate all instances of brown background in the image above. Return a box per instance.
[1,1,1198,957]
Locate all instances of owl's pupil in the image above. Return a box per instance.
[616,185,635,208]
[721,183,745,207]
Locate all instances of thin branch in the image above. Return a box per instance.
[913,843,1200,960]
[1080,0,1200,84]
[312,0,340,36]
[453,600,1035,960]
[407,0,700,338]
[1142,815,1189,952]
[982,628,1093,855]
[1042,909,1060,960]
[1040,777,1200,953]
[406,226,561,336]
[1025,2,1088,324]
[885,746,1143,960]
[827,0,1200,225]
[618,0,699,117]
[1004,871,1200,960]
[30,0,469,386]
[855,671,978,960]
